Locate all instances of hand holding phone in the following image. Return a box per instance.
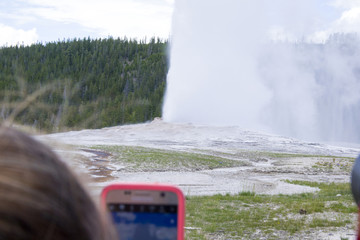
[101,183,185,240]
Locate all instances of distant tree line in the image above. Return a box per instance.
[0,37,168,132]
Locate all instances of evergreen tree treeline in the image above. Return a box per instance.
[0,37,168,132]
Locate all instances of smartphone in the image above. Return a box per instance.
[101,183,185,240]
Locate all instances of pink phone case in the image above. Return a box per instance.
[101,183,185,240]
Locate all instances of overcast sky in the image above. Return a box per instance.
[0,0,174,46]
[1,0,360,46]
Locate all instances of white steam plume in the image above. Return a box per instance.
[163,0,360,143]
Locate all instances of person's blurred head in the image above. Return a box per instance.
[0,127,114,240]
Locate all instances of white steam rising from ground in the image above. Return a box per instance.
[163,0,360,143]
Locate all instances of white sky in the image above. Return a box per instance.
[307,0,360,42]
[0,0,360,46]
[0,0,174,46]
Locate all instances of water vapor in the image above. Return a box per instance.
[163,0,360,143]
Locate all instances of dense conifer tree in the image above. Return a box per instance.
[0,37,168,132]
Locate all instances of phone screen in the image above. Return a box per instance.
[108,203,178,240]
[103,186,183,240]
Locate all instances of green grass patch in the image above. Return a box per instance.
[87,145,355,174]
[199,150,354,170]
[201,150,322,162]
[312,157,354,172]
[185,181,357,239]
[231,150,346,159]
[88,145,250,171]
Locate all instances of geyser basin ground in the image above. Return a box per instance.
[39,120,360,239]
[40,119,359,196]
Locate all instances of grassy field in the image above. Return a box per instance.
[88,145,353,173]
[86,145,357,239]
[185,181,357,239]
[89,145,250,171]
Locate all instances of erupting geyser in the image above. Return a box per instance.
[163,0,360,143]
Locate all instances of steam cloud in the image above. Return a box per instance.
[163,0,360,143]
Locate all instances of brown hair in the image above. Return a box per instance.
[0,127,115,240]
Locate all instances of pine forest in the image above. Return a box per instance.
[0,37,168,132]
